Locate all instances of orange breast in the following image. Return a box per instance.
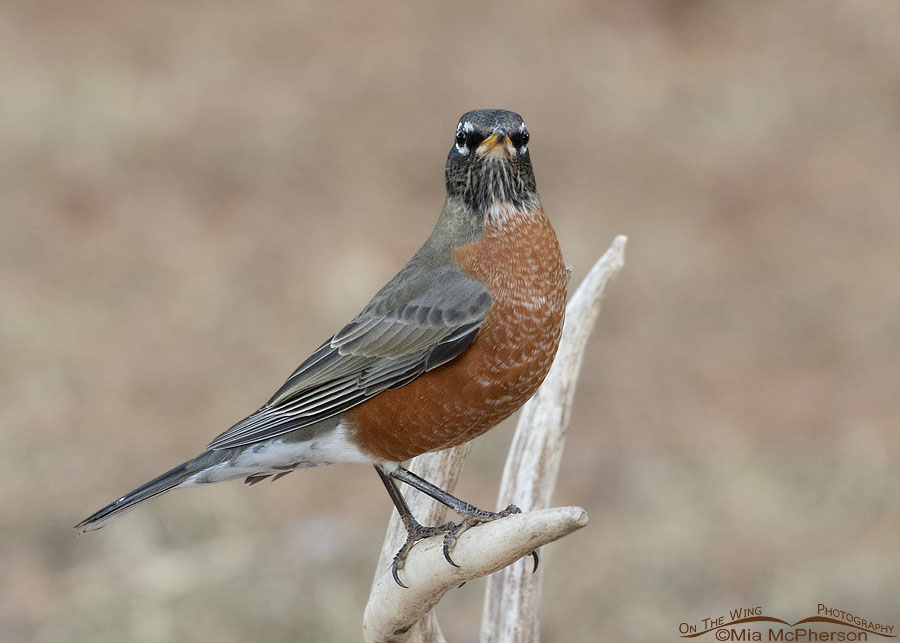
[347,204,567,462]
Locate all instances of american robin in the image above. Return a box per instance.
[76,109,568,586]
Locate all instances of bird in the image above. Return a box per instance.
[76,109,568,586]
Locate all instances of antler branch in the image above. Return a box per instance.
[363,236,628,643]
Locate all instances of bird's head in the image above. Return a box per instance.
[445,109,538,217]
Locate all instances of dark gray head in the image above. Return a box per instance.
[445,109,537,215]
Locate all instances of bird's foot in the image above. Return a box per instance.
[392,519,456,588]
[379,467,539,586]
[439,504,539,572]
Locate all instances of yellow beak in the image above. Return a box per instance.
[476,131,512,159]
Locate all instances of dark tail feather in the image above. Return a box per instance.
[75,457,201,533]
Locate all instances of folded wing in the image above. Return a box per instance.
[207,266,491,450]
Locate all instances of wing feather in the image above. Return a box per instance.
[206,268,491,450]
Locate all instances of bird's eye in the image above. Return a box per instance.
[456,131,467,147]
[511,130,530,149]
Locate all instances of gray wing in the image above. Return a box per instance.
[206,266,492,450]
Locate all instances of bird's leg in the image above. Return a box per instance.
[388,466,539,572]
[375,466,455,588]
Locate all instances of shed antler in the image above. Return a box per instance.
[364,236,627,643]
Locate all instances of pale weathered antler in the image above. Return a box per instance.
[481,235,628,643]
[364,236,628,643]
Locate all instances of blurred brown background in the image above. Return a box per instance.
[2,1,898,641]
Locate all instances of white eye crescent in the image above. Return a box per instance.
[455,121,474,154]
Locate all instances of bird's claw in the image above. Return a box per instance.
[498,506,539,572]
[441,519,477,567]
[391,503,533,587]
[391,561,408,588]
[443,539,459,567]
[440,504,525,568]
[391,520,455,587]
